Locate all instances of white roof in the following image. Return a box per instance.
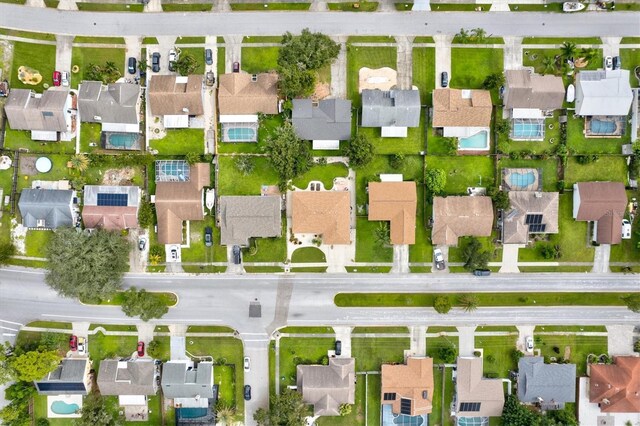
[102,123,140,133]
[31,130,58,141]
[576,69,633,116]
[381,126,408,138]
[163,115,190,128]
[219,114,258,123]
[119,395,147,406]
[512,108,544,119]
[312,139,340,150]
[380,174,403,182]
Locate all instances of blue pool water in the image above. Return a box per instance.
[513,122,544,139]
[459,131,489,149]
[177,407,208,419]
[160,162,189,178]
[227,127,256,141]
[590,119,616,134]
[107,132,138,148]
[457,417,489,426]
[508,171,536,189]
[51,401,80,415]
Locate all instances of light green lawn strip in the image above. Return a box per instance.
[73,36,125,44]
[352,327,408,334]
[142,37,159,45]
[366,374,381,426]
[291,162,348,189]
[509,3,564,11]
[328,2,378,11]
[217,156,279,195]
[242,36,283,43]
[26,321,72,329]
[162,3,212,11]
[76,2,143,11]
[621,37,640,44]
[217,47,226,77]
[0,28,56,40]
[347,46,396,107]
[231,2,310,10]
[10,42,56,90]
[425,155,495,194]
[534,325,606,332]
[291,247,326,263]
[413,47,435,105]
[89,324,137,331]
[619,49,640,88]
[351,337,409,371]
[149,129,204,155]
[432,3,486,10]
[278,326,334,333]
[346,266,392,273]
[450,47,503,89]
[409,185,433,264]
[347,36,395,43]
[522,37,602,44]
[241,47,280,74]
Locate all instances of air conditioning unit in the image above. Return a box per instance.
[251,74,258,82]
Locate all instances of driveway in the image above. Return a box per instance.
[607,325,635,356]
[391,244,409,274]
[457,327,476,357]
[128,228,148,273]
[503,36,523,70]
[224,35,242,73]
[395,36,413,90]
[592,244,611,273]
[499,244,521,273]
[329,37,347,98]
[516,325,535,353]
[434,35,453,89]
[123,36,141,80]
[333,326,351,357]
[433,245,449,273]
[55,35,73,73]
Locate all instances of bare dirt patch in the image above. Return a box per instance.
[101,167,136,185]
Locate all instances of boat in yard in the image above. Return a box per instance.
[563,2,586,12]
[566,84,575,103]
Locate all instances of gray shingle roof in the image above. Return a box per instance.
[292,99,352,140]
[18,189,74,229]
[97,360,157,396]
[4,88,69,132]
[219,196,282,246]
[297,358,355,416]
[78,81,141,125]
[361,89,421,128]
[517,357,576,408]
[161,362,213,399]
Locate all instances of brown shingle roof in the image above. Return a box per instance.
[432,196,494,246]
[368,181,417,245]
[381,357,434,416]
[218,73,278,115]
[456,357,505,417]
[297,358,355,416]
[82,206,139,231]
[291,191,351,245]
[155,163,210,244]
[503,192,559,244]
[574,182,627,244]
[504,70,565,111]
[432,89,492,128]
[589,356,640,413]
[148,75,204,116]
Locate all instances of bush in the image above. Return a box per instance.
[484,372,499,378]
[389,154,405,170]
[138,200,155,228]
[540,244,562,260]
[634,341,640,353]
[147,339,162,359]
[339,403,352,416]
[511,349,524,364]
[433,296,452,314]
[437,345,457,364]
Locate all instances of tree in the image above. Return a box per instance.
[433,296,452,314]
[455,28,470,43]
[120,287,169,321]
[174,52,200,76]
[216,405,238,425]
[458,294,479,312]
[146,340,162,359]
[148,245,164,265]
[560,41,577,60]
[234,156,255,176]
[254,389,307,426]
[85,62,122,84]
[501,394,540,426]
[541,56,557,75]
[70,154,90,174]
[482,72,504,90]
[137,200,154,228]
[579,47,597,63]
[45,228,130,303]
[10,350,60,382]
[424,168,446,196]
[389,153,404,170]
[544,406,578,426]
[4,381,37,402]
[622,293,640,313]
[0,242,15,266]
[339,403,352,416]
[0,400,30,426]
[437,345,457,364]
[277,65,317,99]
[470,27,487,43]
[540,244,562,260]
[634,340,640,353]
[36,419,51,426]
[264,121,312,186]
[461,237,489,271]
[0,343,14,384]
[495,119,510,139]
[344,133,374,169]
[278,29,340,71]
[76,392,121,426]
[374,222,390,247]
[492,190,510,210]
[185,152,202,165]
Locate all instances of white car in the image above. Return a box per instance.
[78,337,86,355]
[433,248,445,270]
[604,56,613,71]
[243,356,250,372]
[622,219,631,240]
[168,49,178,71]
[61,71,70,87]
[525,336,534,352]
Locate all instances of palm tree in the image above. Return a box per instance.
[560,41,577,60]
[455,28,469,44]
[471,27,487,43]
[216,406,237,426]
[541,56,556,75]
[579,47,597,63]
[458,294,479,312]
[374,222,390,247]
[69,154,90,174]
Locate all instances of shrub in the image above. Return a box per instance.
[433,296,452,314]
[634,341,640,353]
[147,339,161,358]
[437,345,457,364]
[486,354,496,363]
[389,154,405,170]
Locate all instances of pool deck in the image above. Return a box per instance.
[584,116,626,138]
[47,394,82,418]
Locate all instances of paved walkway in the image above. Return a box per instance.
[391,244,409,274]
[407,326,426,357]
[592,244,611,273]
[601,36,622,57]
[395,36,413,90]
[434,35,452,89]
[330,37,347,99]
[457,326,476,357]
[144,0,162,12]
[499,244,522,273]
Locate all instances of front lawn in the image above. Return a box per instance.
[328,2,378,11]
[357,113,426,155]
[241,225,287,262]
[355,217,393,263]
[179,216,228,263]
[351,337,409,371]
[498,158,559,192]
[241,47,279,74]
[3,125,76,154]
[475,335,518,378]
[449,234,502,263]
[217,155,279,195]
[450,48,503,90]
[291,247,326,263]
[89,331,139,371]
[567,114,630,153]
[412,47,436,105]
[70,46,126,89]
[564,156,628,187]
[291,162,348,190]
[279,337,335,387]
[535,334,607,376]
[9,41,56,91]
[176,47,206,74]
[231,2,310,9]
[620,48,640,87]
[23,230,52,258]
[426,335,459,363]
[347,46,397,107]
[425,156,495,195]
[150,129,204,155]
[610,216,640,262]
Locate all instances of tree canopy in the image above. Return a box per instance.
[344,133,374,169]
[10,350,60,382]
[462,237,490,271]
[254,389,307,426]
[174,52,200,76]
[277,66,317,99]
[120,287,169,321]
[46,228,130,303]
[264,121,312,186]
[425,168,446,196]
[76,393,122,426]
[86,62,121,84]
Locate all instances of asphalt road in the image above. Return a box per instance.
[0,5,638,37]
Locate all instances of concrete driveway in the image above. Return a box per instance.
[330,37,347,98]
[123,36,141,80]
[224,35,242,73]
[434,35,453,89]
[395,36,413,90]
[592,244,611,273]
[500,244,521,273]
[391,244,409,274]
[55,35,73,73]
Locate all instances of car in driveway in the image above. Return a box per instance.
[440,71,448,88]
[244,357,250,372]
[170,248,178,261]
[232,61,240,73]
[612,55,621,70]
[128,57,137,74]
[168,49,177,72]
[205,48,213,65]
[243,385,251,401]
[232,245,241,264]
[152,52,161,72]
[604,56,613,71]
[433,248,445,270]
[137,341,145,357]
[69,335,78,351]
[52,71,61,86]
[138,237,146,251]
[77,337,86,355]
[205,71,215,87]
[335,340,342,356]
[61,72,70,87]
[204,227,213,247]
[525,336,534,352]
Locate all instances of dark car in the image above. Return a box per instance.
[473,269,491,277]
[244,385,251,401]
[205,49,213,65]
[232,61,240,73]
[335,340,342,356]
[205,71,215,87]
[69,335,78,351]
[440,71,448,88]
[128,57,137,75]
[152,52,161,73]
[232,245,241,264]
[612,55,621,70]
[138,238,146,251]
[53,71,61,87]
[204,227,213,247]
[137,341,145,357]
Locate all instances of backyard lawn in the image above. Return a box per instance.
[564,156,628,187]
[70,46,126,89]
[347,46,397,106]
[425,155,494,194]
[357,114,426,155]
[475,334,518,377]
[535,334,607,375]
[278,337,335,387]
[9,41,56,91]
[450,48,504,90]
[412,47,436,104]
[291,161,348,190]
[149,129,204,155]
[351,337,409,371]
[217,156,280,195]
[619,48,640,87]
[79,122,102,153]
[566,113,630,153]
[241,47,279,73]
[355,155,423,206]
[3,126,76,154]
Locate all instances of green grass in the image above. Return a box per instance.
[316,377,366,426]
[9,41,56,91]
[346,266,392,273]
[425,155,494,194]
[80,122,102,153]
[241,225,287,262]
[564,156,628,187]
[328,1,378,11]
[150,129,204,155]
[347,46,396,107]
[498,109,561,155]
[534,325,606,332]
[217,115,284,154]
[231,2,310,9]
[217,46,226,76]
[76,2,143,11]
[217,155,279,195]
[16,154,113,191]
[81,291,177,306]
[450,48,503,90]
[73,36,126,44]
[477,326,518,332]
[352,327,408,334]
[355,155,423,206]
[509,3,564,11]
[351,337,409,371]
[26,320,72,329]
[356,217,393,262]
[241,47,279,74]
[410,186,433,263]
[243,266,284,273]
[395,2,413,11]
[162,3,212,11]
[621,37,640,44]
[3,125,76,154]
[71,46,126,89]
[89,323,137,331]
[431,367,444,426]
[523,48,603,76]
[413,47,435,105]
[432,3,486,10]
[619,48,640,87]
[449,234,502,263]
[291,247,326,263]
[452,37,504,45]
[498,158,559,192]
[427,326,457,333]
[291,162,348,190]
[0,28,56,41]
[242,36,283,43]
[567,114,630,153]
[180,217,228,263]
[177,47,206,74]
[358,114,425,155]
[475,335,518,377]
[279,337,335,387]
[522,37,602,45]
[142,37,159,45]
[23,230,52,258]
[611,209,640,262]
[89,331,139,370]
[278,326,334,334]
[535,334,607,375]
[335,292,635,307]
[426,335,459,363]
[366,374,381,426]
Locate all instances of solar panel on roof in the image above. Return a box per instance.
[97,193,128,207]
[525,214,543,225]
[400,398,412,415]
[459,402,481,412]
[529,224,547,233]
[36,382,86,392]
[383,392,396,401]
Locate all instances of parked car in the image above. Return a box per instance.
[204,227,213,247]
[473,269,491,277]
[205,49,213,65]
[138,238,146,251]
[77,337,86,355]
[128,57,137,74]
[232,245,241,264]
[137,341,145,357]
[244,385,251,401]
[612,55,622,70]
[170,248,178,260]
[69,335,78,351]
[205,71,215,87]
[152,52,161,72]
[61,71,70,87]
[168,49,177,72]
[433,248,445,270]
[604,56,613,71]
[232,61,240,73]
[440,71,448,88]
[335,340,342,356]
[244,356,251,372]
[525,336,534,352]
[53,71,61,86]
[622,219,632,239]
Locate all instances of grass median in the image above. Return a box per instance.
[81,291,177,306]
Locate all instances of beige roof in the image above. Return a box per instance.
[291,191,351,245]
[155,163,210,244]
[148,75,204,116]
[5,88,69,132]
[218,73,279,115]
[590,356,640,413]
[381,357,434,416]
[503,192,559,244]
[219,196,282,246]
[297,358,355,416]
[432,196,494,246]
[456,357,505,418]
[504,70,565,111]
[368,181,417,245]
[432,89,492,128]
[574,182,627,245]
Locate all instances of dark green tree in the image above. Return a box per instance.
[501,394,539,426]
[254,389,307,426]
[137,200,154,229]
[424,168,446,196]
[146,339,162,359]
[184,152,202,165]
[0,242,15,265]
[458,294,479,312]
[433,296,452,314]
[10,350,60,382]
[344,133,374,169]
[492,190,510,210]
[278,29,340,71]
[277,66,317,99]
[173,53,199,76]
[389,153,405,170]
[76,392,121,426]
[264,121,312,186]
[622,293,640,313]
[461,237,490,271]
[482,72,505,90]
[374,222,390,247]
[120,287,169,321]
[437,345,457,364]
[560,41,577,60]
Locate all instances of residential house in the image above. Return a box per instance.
[589,356,640,413]
[4,87,75,141]
[291,191,351,245]
[148,75,204,129]
[432,196,494,246]
[297,358,355,416]
[34,358,91,395]
[155,162,210,245]
[572,182,627,244]
[161,361,214,407]
[502,191,559,245]
[503,70,565,140]
[97,360,157,408]
[455,357,505,420]
[78,81,141,134]
[361,89,421,137]
[518,357,576,410]
[291,98,352,150]
[432,88,492,150]
[367,181,417,245]
[381,357,433,425]
[18,188,77,229]
[82,185,140,231]
[217,73,279,142]
[219,195,282,246]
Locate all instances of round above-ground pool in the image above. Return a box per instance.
[35,157,52,173]
[0,156,12,170]
[51,400,79,415]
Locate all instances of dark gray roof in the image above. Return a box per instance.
[78,81,140,125]
[219,196,282,246]
[34,358,90,395]
[97,360,157,396]
[292,99,352,140]
[361,89,421,128]
[161,362,214,399]
[517,357,576,408]
[18,189,74,229]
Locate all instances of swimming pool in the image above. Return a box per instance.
[51,401,79,415]
[508,171,535,189]
[226,126,257,142]
[459,131,489,150]
[177,407,208,419]
[589,119,617,134]
[103,132,140,150]
[155,160,191,182]
[457,417,489,426]
[512,121,544,139]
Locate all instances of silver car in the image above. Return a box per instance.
[433,248,445,270]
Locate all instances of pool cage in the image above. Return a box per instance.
[221,122,259,142]
[510,118,545,141]
[155,160,190,183]
[457,417,489,426]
